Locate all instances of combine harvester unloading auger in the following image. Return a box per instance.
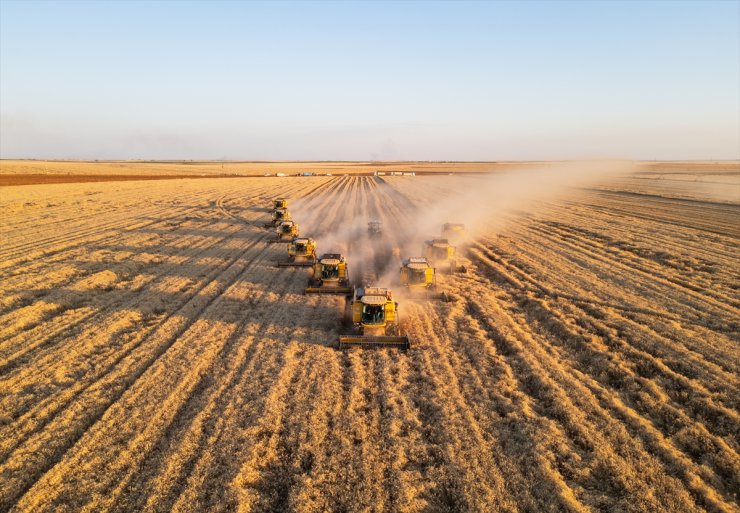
[305,253,353,294]
[339,287,410,349]
[277,237,317,267]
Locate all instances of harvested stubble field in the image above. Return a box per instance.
[0,160,523,182]
[0,166,738,513]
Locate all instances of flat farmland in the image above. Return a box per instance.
[0,169,738,512]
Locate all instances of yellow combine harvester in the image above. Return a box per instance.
[442,223,466,243]
[368,219,382,238]
[278,237,317,267]
[275,220,299,241]
[400,257,451,300]
[423,238,455,262]
[271,208,291,224]
[265,207,291,228]
[400,257,435,289]
[305,253,352,294]
[339,287,410,349]
[273,198,288,210]
[423,238,458,273]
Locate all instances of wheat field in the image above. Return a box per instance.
[0,166,738,512]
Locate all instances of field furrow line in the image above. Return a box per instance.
[468,240,739,381]
[401,304,527,512]
[5,231,286,512]
[81,266,305,513]
[463,289,735,512]
[165,294,344,513]
[0,207,266,372]
[534,220,739,309]
[490,285,740,486]
[0,202,198,268]
[0,226,272,456]
[106,280,329,512]
[468,238,739,427]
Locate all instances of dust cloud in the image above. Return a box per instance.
[407,160,635,240]
[290,161,635,288]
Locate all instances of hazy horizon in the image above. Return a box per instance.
[1,0,739,161]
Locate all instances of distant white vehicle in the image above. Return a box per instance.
[402,172,415,176]
[276,172,287,177]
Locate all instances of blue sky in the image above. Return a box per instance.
[1,0,738,160]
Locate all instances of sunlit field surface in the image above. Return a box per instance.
[0,163,738,512]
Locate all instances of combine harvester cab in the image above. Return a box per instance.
[274,220,299,241]
[339,287,410,349]
[305,253,352,294]
[423,238,457,272]
[278,237,317,267]
[273,198,288,210]
[367,219,382,238]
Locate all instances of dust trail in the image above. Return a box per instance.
[373,160,636,288]
[289,162,634,289]
[290,179,378,286]
[406,160,635,243]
